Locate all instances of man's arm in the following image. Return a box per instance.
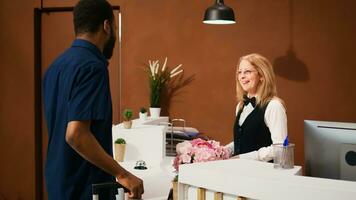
[66,120,144,199]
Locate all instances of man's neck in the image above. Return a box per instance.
[76,33,105,52]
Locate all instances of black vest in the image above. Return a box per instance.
[233,103,272,156]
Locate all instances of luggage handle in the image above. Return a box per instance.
[92,182,129,200]
[92,182,129,194]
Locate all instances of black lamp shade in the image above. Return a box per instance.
[203,0,236,24]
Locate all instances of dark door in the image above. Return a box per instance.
[39,8,121,200]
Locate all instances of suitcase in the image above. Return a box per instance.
[92,182,127,200]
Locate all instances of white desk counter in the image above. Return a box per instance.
[178,159,356,200]
[110,118,356,200]
[112,117,169,165]
[113,117,174,199]
[119,157,175,200]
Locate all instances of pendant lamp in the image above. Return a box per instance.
[203,0,236,25]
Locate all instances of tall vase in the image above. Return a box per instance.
[149,107,161,118]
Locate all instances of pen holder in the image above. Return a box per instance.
[273,143,295,169]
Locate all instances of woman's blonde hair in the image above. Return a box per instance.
[236,53,283,110]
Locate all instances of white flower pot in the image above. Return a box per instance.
[139,112,148,121]
[149,107,161,118]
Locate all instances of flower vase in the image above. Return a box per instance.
[149,107,161,118]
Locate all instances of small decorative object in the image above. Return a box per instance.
[114,138,126,162]
[123,109,133,129]
[171,138,231,198]
[134,160,147,170]
[145,57,184,118]
[139,107,148,121]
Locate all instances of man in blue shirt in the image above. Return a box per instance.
[43,0,144,199]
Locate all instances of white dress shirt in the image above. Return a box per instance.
[226,98,288,161]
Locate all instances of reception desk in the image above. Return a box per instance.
[119,158,175,199]
[112,119,356,200]
[178,159,356,200]
[112,117,169,165]
[112,117,175,199]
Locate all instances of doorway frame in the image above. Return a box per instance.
[34,5,120,200]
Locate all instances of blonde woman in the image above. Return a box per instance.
[226,53,287,161]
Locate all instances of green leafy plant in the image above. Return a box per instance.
[173,174,178,182]
[115,138,126,144]
[145,57,183,108]
[140,107,147,113]
[123,109,133,121]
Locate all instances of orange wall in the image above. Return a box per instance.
[1,0,356,199]
[0,0,36,199]
[118,0,356,168]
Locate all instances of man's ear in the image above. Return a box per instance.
[103,19,111,34]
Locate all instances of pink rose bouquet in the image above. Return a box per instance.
[172,138,231,172]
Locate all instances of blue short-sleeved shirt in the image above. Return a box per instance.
[43,39,115,200]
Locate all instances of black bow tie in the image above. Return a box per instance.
[243,95,256,107]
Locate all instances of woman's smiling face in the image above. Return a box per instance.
[237,60,261,96]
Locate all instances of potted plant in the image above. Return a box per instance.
[145,57,183,118]
[123,109,133,129]
[139,107,148,121]
[114,138,126,162]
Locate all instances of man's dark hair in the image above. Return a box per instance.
[73,0,114,35]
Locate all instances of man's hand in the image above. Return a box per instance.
[66,121,144,199]
[117,171,144,199]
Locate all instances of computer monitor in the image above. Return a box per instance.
[304,120,356,181]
